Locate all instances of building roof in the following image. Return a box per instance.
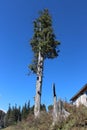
[70,84,87,101]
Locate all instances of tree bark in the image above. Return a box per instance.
[52,84,58,124]
[34,51,44,118]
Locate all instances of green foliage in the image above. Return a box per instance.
[22,103,29,119]
[4,104,22,127]
[2,104,87,130]
[59,104,87,130]
[40,104,46,111]
[29,9,60,74]
[48,105,53,112]
[0,110,6,128]
[4,101,31,127]
[3,102,47,129]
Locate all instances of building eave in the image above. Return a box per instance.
[70,84,87,101]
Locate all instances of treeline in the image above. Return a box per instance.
[0,110,5,128]
[0,101,46,128]
[4,101,30,127]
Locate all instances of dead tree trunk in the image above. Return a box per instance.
[52,84,70,125]
[52,83,58,124]
[34,51,44,118]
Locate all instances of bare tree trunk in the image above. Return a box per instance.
[52,84,58,124]
[34,51,44,118]
[52,84,70,125]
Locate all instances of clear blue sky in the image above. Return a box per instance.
[0,0,87,111]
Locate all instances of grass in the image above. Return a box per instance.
[2,104,87,130]
[3,112,52,130]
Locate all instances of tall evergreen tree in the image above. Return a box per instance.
[29,9,60,117]
[22,103,27,119]
[21,102,30,120]
[0,110,6,128]
[17,106,21,122]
